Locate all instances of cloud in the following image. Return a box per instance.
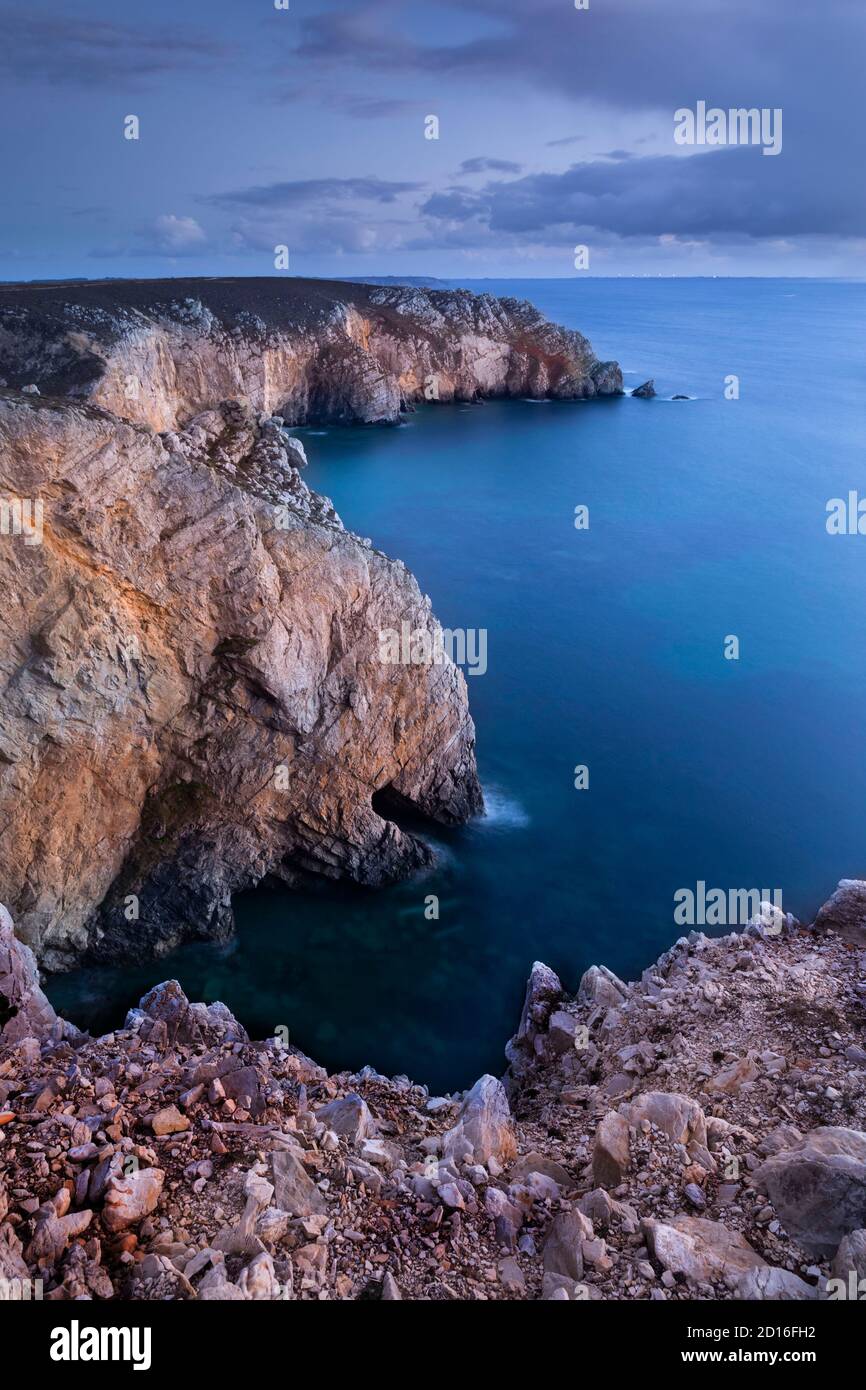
[420,147,866,241]
[457,157,522,175]
[149,215,207,253]
[205,177,423,211]
[0,9,226,86]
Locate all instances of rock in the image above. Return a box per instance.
[736,1267,816,1300]
[814,879,866,944]
[25,1196,93,1265]
[631,380,656,398]
[151,1104,190,1136]
[592,1111,631,1187]
[381,1272,402,1300]
[548,1010,582,1054]
[0,390,482,969]
[625,1092,708,1150]
[577,964,628,1008]
[499,1256,526,1294]
[0,903,70,1043]
[543,1210,593,1281]
[315,1093,377,1144]
[754,1128,866,1257]
[643,1216,766,1288]
[707,1055,759,1095]
[127,980,247,1048]
[578,1188,637,1232]
[236,1251,282,1300]
[508,961,563,1061]
[270,1149,325,1218]
[102,1167,165,1232]
[831,1229,866,1282]
[442,1075,517,1166]
[508,1152,572,1190]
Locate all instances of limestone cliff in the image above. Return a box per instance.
[0,389,481,968]
[0,276,623,431]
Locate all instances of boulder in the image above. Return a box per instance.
[577,964,628,1009]
[625,1091,708,1149]
[543,1210,593,1281]
[548,1010,583,1054]
[831,1228,866,1282]
[102,1168,165,1232]
[753,1127,866,1257]
[813,879,866,944]
[508,1152,572,1190]
[442,1075,517,1166]
[507,961,563,1062]
[126,979,247,1048]
[270,1149,325,1218]
[0,903,70,1044]
[631,380,656,399]
[314,1093,377,1144]
[643,1215,766,1288]
[150,1104,190,1136]
[736,1266,816,1300]
[592,1111,631,1187]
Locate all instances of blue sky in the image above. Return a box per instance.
[1,0,863,280]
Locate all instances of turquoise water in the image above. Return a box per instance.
[48,279,866,1092]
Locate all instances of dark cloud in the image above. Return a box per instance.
[0,9,227,86]
[205,177,423,211]
[421,147,866,241]
[341,96,421,119]
[546,136,587,148]
[458,157,522,175]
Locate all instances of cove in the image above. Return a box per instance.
[48,277,866,1095]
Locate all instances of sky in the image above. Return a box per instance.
[0,0,864,281]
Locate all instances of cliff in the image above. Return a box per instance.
[0,277,623,431]
[1,884,864,1302]
[0,388,481,969]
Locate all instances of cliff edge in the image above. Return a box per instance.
[0,276,623,431]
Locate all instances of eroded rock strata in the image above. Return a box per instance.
[0,388,481,968]
[0,277,623,431]
[1,884,865,1301]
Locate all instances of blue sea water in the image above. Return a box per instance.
[48,278,866,1093]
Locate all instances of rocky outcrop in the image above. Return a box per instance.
[0,390,481,967]
[0,277,623,431]
[1,883,864,1302]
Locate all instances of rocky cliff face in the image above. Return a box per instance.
[0,276,623,431]
[0,389,481,969]
[1,885,864,1302]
